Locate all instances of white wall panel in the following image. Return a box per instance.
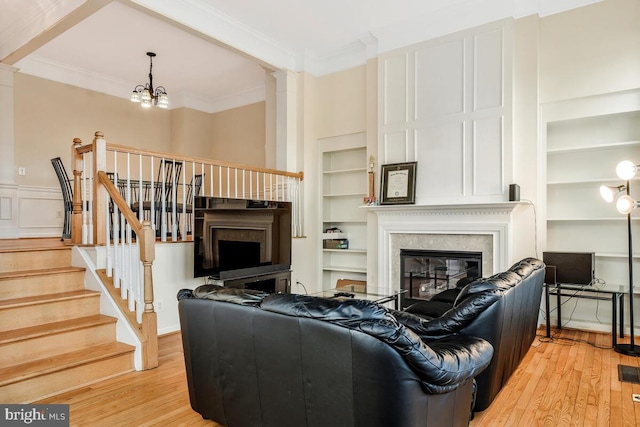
[473,117,503,195]
[415,40,465,119]
[17,185,63,237]
[382,55,408,126]
[383,131,409,164]
[474,29,504,111]
[379,19,512,204]
[416,123,464,198]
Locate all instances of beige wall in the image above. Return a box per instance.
[13,74,267,188]
[316,66,367,139]
[14,74,172,187]
[210,102,265,167]
[539,0,640,103]
[170,107,213,159]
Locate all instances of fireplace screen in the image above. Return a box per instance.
[400,249,481,307]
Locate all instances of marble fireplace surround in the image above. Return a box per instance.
[372,203,519,294]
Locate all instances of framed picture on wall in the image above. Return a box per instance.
[380,162,417,205]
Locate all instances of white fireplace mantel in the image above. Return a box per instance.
[369,202,522,293]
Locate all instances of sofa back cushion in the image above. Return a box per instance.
[261,293,493,393]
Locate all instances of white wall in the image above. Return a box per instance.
[152,243,203,334]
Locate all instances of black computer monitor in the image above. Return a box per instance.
[542,251,595,286]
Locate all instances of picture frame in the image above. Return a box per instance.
[380,162,417,205]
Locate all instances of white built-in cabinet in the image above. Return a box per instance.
[543,89,640,287]
[319,133,368,290]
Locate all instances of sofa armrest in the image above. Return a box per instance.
[392,290,501,341]
[413,334,494,394]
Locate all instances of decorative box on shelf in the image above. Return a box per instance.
[324,239,349,249]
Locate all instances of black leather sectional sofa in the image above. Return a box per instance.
[177,257,545,425]
[396,257,546,410]
[178,286,493,427]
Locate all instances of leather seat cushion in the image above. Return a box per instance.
[404,300,453,318]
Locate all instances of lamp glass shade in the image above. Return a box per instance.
[600,185,616,203]
[616,195,636,214]
[130,91,140,103]
[617,160,637,180]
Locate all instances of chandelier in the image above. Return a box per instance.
[130,52,169,109]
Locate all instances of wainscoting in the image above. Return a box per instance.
[0,185,63,238]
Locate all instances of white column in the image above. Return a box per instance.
[272,69,298,172]
[264,69,277,169]
[0,64,19,238]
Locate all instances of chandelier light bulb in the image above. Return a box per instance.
[131,52,169,109]
[616,195,637,215]
[616,160,638,180]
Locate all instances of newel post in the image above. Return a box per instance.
[71,138,83,244]
[93,131,107,245]
[139,219,158,368]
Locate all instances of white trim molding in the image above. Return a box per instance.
[371,202,521,293]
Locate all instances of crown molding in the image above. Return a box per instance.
[16,54,265,113]
[280,0,603,76]
[172,85,265,114]
[128,0,295,71]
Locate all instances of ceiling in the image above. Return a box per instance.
[1,0,601,113]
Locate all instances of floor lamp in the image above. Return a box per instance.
[601,160,640,356]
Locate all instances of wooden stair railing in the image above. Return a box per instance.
[68,130,305,371]
[71,135,158,370]
[97,170,158,369]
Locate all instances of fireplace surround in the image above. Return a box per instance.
[372,203,521,295]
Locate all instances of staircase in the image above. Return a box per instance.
[0,238,135,403]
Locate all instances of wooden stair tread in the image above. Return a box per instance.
[0,315,116,345]
[0,238,69,252]
[0,342,135,386]
[0,246,71,254]
[0,266,85,280]
[0,290,100,308]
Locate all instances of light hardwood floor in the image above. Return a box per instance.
[37,328,640,426]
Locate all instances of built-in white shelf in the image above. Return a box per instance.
[320,133,368,290]
[544,89,640,298]
[322,266,367,273]
[596,252,640,259]
[323,168,367,175]
[547,217,640,222]
[547,178,639,185]
[323,248,367,254]
[322,219,367,224]
[547,140,640,154]
[323,192,367,198]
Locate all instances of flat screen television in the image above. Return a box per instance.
[193,197,292,279]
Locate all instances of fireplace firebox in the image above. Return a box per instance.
[400,249,482,309]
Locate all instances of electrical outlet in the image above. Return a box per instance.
[18,167,26,176]
[155,299,164,312]
[633,394,640,402]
